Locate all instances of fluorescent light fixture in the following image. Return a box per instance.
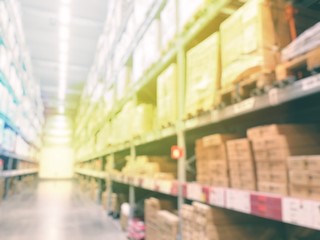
[59,53,68,65]
[59,26,69,40]
[58,82,66,100]
[60,42,69,54]
[60,6,70,25]
[61,0,71,5]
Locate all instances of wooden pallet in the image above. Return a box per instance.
[276,46,320,86]
[216,68,274,108]
[160,121,174,129]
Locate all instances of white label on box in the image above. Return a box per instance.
[268,88,279,106]
[226,189,251,213]
[209,187,225,207]
[187,183,203,202]
[282,197,313,228]
[302,75,320,92]
[233,98,255,114]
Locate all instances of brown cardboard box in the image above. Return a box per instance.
[289,184,320,200]
[202,134,240,147]
[252,134,320,151]
[257,170,288,183]
[288,155,320,171]
[247,124,318,140]
[256,161,287,172]
[258,182,288,195]
[289,171,320,187]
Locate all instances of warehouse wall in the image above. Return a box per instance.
[39,115,74,179]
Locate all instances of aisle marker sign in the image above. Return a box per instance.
[171,146,183,159]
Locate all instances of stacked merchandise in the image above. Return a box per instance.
[160,0,177,52]
[195,134,238,186]
[181,204,194,240]
[248,124,320,195]
[132,104,155,137]
[185,32,220,117]
[277,22,320,82]
[185,202,284,240]
[144,198,175,240]
[220,0,291,89]
[122,156,177,180]
[288,155,320,200]
[156,210,179,240]
[157,64,177,128]
[227,138,257,190]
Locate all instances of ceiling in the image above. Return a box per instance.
[19,0,108,116]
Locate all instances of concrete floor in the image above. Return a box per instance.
[0,180,127,240]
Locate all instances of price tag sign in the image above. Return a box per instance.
[302,74,320,91]
[310,200,320,230]
[233,98,255,114]
[186,183,203,202]
[226,189,251,214]
[158,180,173,194]
[209,187,226,207]
[268,88,279,106]
[282,197,312,227]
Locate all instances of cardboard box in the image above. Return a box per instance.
[256,161,287,172]
[288,155,320,171]
[258,182,288,195]
[289,171,320,187]
[289,184,320,200]
[186,32,220,115]
[247,124,318,140]
[157,64,177,127]
[257,170,288,183]
[252,134,320,151]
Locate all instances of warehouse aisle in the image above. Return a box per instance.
[0,180,126,240]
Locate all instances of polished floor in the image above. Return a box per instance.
[0,180,127,240]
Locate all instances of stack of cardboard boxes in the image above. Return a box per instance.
[248,124,320,195]
[288,155,320,200]
[181,204,194,240]
[144,198,176,240]
[157,211,179,240]
[195,134,238,186]
[185,32,220,117]
[190,202,284,240]
[122,156,177,179]
[227,138,257,191]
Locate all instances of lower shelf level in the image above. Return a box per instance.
[75,169,320,231]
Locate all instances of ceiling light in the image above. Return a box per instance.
[60,42,69,53]
[58,82,66,100]
[61,0,71,5]
[59,26,69,40]
[59,53,68,65]
[60,6,70,25]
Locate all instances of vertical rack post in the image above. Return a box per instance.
[176,40,187,240]
[129,142,136,219]
[4,157,14,199]
[107,153,115,214]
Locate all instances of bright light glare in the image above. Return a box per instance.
[60,42,69,54]
[58,81,66,100]
[61,0,71,5]
[59,53,68,65]
[58,106,65,114]
[60,6,70,25]
[59,26,69,40]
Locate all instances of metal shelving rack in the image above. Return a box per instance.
[74,0,320,237]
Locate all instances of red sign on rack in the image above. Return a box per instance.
[171,146,184,159]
